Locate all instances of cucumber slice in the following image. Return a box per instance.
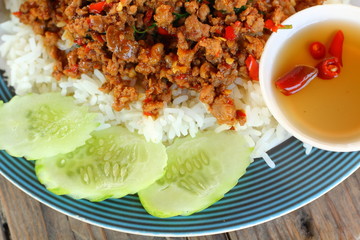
[35,126,167,201]
[0,93,99,160]
[138,131,252,218]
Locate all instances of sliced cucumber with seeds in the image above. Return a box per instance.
[138,131,252,218]
[35,126,167,201]
[0,93,99,160]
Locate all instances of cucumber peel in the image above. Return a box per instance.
[0,93,99,159]
[138,131,252,218]
[36,126,168,201]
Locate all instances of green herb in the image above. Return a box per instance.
[279,25,293,30]
[132,23,157,34]
[234,5,247,14]
[132,23,157,40]
[173,12,190,21]
[85,34,92,40]
[172,8,190,27]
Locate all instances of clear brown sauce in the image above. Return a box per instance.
[273,20,360,143]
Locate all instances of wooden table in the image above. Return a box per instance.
[0,169,359,240]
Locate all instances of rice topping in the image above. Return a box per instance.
[13,0,324,125]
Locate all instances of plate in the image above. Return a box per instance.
[1,72,359,236]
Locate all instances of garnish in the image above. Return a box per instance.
[36,126,167,202]
[0,93,99,159]
[138,131,252,218]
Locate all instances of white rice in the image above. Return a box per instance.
[0,0,348,166]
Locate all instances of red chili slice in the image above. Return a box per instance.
[95,34,105,43]
[329,30,344,67]
[275,65,318,96]
[309,41,326,60]
[89,1,107,14]
[245,55,259,81]
[84,45,91,53]
[158,27,170,35]
[214,10,224,18]
[143,111,153,117]
[236,110,246,118]
[264,19,279,32]
[224,26,236,41]
[75,38,85,46]
[12,11,22,17]
[143,9,154,26]
[264,19,292,33]
[67,64,79,73]
[316,57,341,80]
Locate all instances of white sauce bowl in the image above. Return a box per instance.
[259,4,360,152]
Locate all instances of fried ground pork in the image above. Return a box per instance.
[14,0,324,125]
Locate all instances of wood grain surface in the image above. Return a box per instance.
[0,169,359,240]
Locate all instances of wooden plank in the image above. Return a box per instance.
[0,169,359,239]
[67,217,107,240]
[0,178,49,240]
[189,233,229,240]
[309,172,360,240]
[38,204,76,239]
[228,169,360,240]
[0,200,9,240]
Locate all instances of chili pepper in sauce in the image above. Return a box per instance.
[329,30,344,67]
[275,65,318,96]
[224,26,236,41]
[316,57,341,80]
[309,42,326,60]
[89,1,107,14]
[245,55,259,81]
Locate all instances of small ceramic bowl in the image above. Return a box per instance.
[259,4,360,152]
